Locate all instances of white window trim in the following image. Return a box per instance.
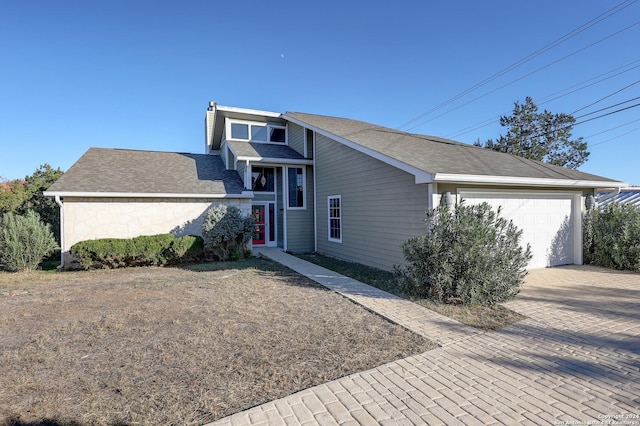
[225,119,287,145]
[286,166,306,210]
[327,195,342,243]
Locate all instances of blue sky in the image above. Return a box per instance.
[1,0,639,185]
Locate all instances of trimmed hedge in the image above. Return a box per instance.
[70,234,204,269]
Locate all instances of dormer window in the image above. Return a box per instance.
[228,120,287,143]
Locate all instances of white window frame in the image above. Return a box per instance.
[327,195,342,243]
[286,166,306,210]
[226,119,287,144]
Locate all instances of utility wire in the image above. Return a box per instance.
[570,79,640,114]
[446,60,640,139]
[575,96,640,119]
[405,19,640,132]
[589,125,640,147]
[397,0,638,130]
[484,102,640,146]
[584,117,640,138]
[538,60,640,104]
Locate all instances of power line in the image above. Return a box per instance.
[571,79,640,114]
[589,125,640,147]
[583,117,640,138]
[445,60,640,139]
[405,19,640,132]
[486,101,640,146]
[397,0,639,130]
[538,60,640,105]
[575,96,640,119]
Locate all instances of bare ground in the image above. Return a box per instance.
[0,260,435,426]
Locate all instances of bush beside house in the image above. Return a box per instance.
[396,202,532,305]
[0,211,58,272]
[70,234,203,269]
[584,202,640,271]
[201,205,254,261]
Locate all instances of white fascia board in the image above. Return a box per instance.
[236,156,314,165]
[216,105,281,118]
[433,173,628,188]
[43,191,254,199]
[283,114,434,184]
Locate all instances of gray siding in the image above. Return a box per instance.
[277,168,284,247]
[236,161,246,189]
[315,135,429,271]
[287,123,305,156]
[286,165,315,253]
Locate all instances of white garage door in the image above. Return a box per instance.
[459,190,580,269]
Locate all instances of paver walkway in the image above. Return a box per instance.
[209,253,640,426]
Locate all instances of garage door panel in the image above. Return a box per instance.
[460,192,576,269]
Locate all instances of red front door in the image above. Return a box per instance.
[252,205,266,245]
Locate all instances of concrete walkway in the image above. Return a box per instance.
[209,252,640,425]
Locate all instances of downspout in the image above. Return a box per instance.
[596,187,621,206]
[54,195,65,269]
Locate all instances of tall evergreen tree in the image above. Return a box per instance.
[475,97,589,169]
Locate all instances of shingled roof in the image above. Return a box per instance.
[227,141,308,161]
[45,148,247,196]
[284,112,624,185]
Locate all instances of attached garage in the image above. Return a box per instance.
[459,189,582,268]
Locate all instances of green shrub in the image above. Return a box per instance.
[585,203,640,271]
[71,234,175,269]
[0,210,57,272]
[201,205,254,261]
[169,235,204,263]
[396,202,532,305]
[71,234,206,269]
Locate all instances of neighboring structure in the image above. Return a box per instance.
[45,102,627,269]
[597,187,640,208]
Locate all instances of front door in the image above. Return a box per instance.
[252,204,266,245]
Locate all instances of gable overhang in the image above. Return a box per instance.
[43,191,255,199]
[283,114,434,184]
[209,104,283,151]
[432,173,629,188]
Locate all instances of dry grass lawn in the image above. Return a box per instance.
[0,259,435,426]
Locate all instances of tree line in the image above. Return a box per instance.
[0,164,63,243]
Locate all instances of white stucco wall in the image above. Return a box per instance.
[61,197,251,263]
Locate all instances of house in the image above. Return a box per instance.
[45,102,627,269]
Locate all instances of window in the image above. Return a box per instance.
[251,167,275,192]
[270,127,286,143]
[251,125,268,141]
[231,123,249,140]
[305,128,314,159]
[228,120,286,143]
[328,195,342,242]
[287,167,305,208]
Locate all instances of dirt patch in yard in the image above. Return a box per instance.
[0,259,435,425]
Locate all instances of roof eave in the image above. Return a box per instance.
[283,113,434,184]
[236,156,314,165]
[43,191,255,199]
[433,173,629,188]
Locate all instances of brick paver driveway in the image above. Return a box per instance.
[212,265,640,425]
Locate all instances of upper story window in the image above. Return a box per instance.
[228,120,287,144]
